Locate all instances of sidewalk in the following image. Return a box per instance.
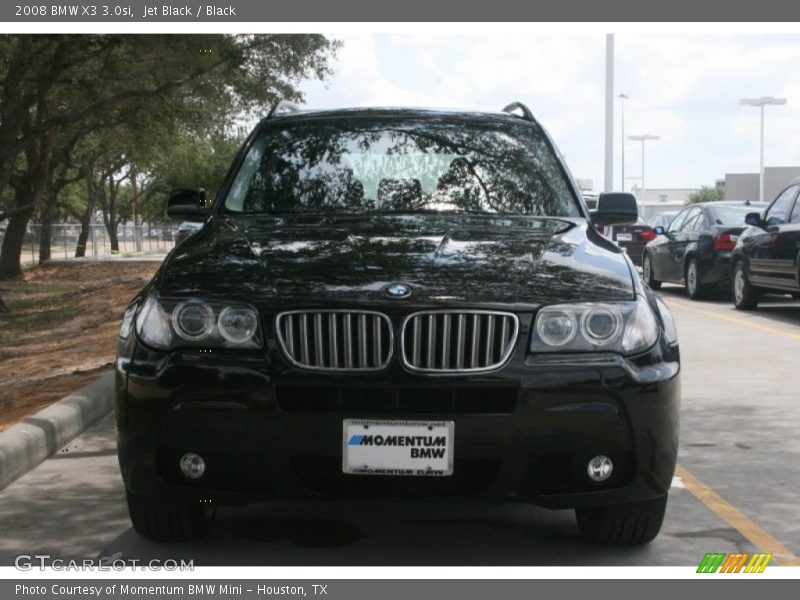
[42,251,169,265]
[0,371,115,491]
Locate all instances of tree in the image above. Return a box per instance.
[141,126,246,216]
[0,34,339,279]
[686,185,724,205]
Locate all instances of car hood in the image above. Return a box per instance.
[158,214,635,308]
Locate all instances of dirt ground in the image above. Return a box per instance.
[0,262,158,431]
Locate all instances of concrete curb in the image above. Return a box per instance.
[0,370,115,491]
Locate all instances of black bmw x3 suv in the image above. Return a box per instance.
[116,102,680,546]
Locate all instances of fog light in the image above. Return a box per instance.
[587,455,613,482]
[179,452,205,479]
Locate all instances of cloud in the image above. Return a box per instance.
[303,33,800,192]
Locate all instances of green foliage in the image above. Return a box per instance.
[140,127,246,221]
[0,34,340,277]
[686,185,724,205]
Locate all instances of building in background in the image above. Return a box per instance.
[630,186,697,221]
[722,167,800,202]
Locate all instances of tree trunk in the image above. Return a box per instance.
[97,169,117,253]
[74,223,90,258]
[131,167,143,252]
[108,226,120,253]
[75,207,94,258]
[0,209,33,279]
[75,173,100,258]
[38,200,54,263]
[101,169,123,253]
[0,125,55,279]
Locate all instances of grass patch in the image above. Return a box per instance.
[0,306,83,342]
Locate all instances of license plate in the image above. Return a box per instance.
[342,419,454,476]
[616,233,632,242]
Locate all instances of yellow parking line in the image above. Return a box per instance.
[675,464,800,566]
[666,300,800,342]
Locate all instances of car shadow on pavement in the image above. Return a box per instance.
[95,499,656,566]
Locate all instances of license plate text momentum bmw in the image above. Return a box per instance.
[343,420,454,476]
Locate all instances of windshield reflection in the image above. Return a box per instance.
[224,117,579,218]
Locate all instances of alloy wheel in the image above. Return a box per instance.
[734,269,745,304]
[687,262,697,296]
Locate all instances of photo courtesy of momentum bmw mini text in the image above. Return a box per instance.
[1,1,800,599]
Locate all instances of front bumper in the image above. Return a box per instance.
[116,332,680,510]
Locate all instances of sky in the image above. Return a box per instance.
[300,33,800,193]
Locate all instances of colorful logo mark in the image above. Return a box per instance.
[697,552,772,573]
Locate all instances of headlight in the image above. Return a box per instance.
[654,297,678,344]
[119,303,138,339]
[581,306,623,346]
[136,296,173,348]
[531,296,658,355]
[172,302,215,341]
[218,306,259,344]
[535,307,577,346]
[135,294,260,350]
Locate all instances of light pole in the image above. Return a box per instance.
[604,34,614,193]
[739,96,787,203]
[619,93,628,190]
[627,134,660,204]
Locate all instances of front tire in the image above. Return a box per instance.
[575,495,668,546]
[126,492,210,542]
[643,254,661,290]
[733,261,760,310]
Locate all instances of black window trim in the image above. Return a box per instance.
[788,186,800,224]
[765,184,800,225]
[679,207,702,233]
[668,207,692,233]
[691,208,709,232]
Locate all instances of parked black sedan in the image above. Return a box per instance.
[731,179,800,310]
[642,201,767,299]
[608,217,657,266]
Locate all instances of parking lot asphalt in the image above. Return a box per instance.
[1,284,799,566]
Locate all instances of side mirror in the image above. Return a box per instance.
[167,188,209,222]
[653,225,666,236]
[745,212,762,227]
[591,192,638,226]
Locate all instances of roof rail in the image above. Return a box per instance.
[502,102,535,122]
[267,100,302,118]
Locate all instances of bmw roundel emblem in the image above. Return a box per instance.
[383,282,412,299]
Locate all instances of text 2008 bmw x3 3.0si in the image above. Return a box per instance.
[115,102,680,546]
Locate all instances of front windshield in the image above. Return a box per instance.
[223,117,580,217]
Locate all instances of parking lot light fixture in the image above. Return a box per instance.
[739,97,787,202]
